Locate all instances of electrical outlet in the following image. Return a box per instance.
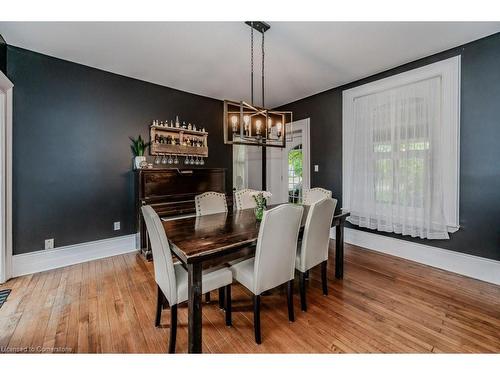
[114,221,121,231]
[314,165,319,172]
[45,238,54,250]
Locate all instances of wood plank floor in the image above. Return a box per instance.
[1,242,499,353]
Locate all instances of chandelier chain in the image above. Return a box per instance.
[262,30,265,108]
[250,22,254,106]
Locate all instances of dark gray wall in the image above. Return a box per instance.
[0,35,6,74]
[277,33,500,261]
[7,46,232,255]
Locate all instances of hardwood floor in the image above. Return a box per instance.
[1,242,499,353]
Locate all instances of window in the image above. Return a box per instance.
[288,146,303,203]
[343,56,460,239]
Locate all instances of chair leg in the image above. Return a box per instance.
[225,284,232,326]
[321,261,328,296]
[168,304,178,354]
[155,285,163,327]
[205,292,211,303]
[304,270,310,280]
[162,294,169,309]
[218,287,225,309]
[299,272,307,312]
[253,295,261,344]
[287,280,295,322]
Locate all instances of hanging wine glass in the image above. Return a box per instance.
[154,155,161,165]
[168,154,174,164]
[190,155,195,165]
[174,155,179,164]
[161,154,168,164]
[194,156,200,166]
[184,155,189,165]
[200,157,205,166]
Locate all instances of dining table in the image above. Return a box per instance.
[162,203,350,353]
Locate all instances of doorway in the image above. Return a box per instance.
[266,118,311,204]
[234,118,310,205]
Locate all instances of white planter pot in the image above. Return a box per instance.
[134,156,146,169]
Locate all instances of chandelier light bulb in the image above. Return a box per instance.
[256,119,262,135]
[243,115,250,135]
[231,115,238,132]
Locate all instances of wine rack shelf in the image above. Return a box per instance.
[150,125,208,157]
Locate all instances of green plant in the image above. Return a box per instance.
[288,149,303,177]
[129,135,151,157]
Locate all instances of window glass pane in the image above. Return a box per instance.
[288,146,303,203]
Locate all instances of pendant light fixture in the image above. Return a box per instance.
[223,22,292,148]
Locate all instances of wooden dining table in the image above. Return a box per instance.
[162,204,350,353]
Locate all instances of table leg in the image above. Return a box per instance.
[188,263,202,353]
[335,223,344,279]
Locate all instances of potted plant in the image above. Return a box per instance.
[249,191,272,221]
[130,135,151,169]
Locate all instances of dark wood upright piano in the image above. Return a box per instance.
[135,168,230,259]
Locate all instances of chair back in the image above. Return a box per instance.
[141,205,178,305]
[195,192,228,216]
[298,198,337,272]
[234,189,258,210]
[303,187,332,205]
[253,204,304,295]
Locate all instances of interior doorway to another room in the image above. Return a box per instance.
[233,118,310,206]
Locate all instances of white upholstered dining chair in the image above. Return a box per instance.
[234,188,258,210]
[229,204,304,344]
[195,191,228,216]
[295,198,337,311]
[194,191,229,303]
[141,205,233,353]
[302,187,332,205]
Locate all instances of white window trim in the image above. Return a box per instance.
[0,70,13,283]
[342,56,461,232]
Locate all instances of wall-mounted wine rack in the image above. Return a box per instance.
[150,124,208,157]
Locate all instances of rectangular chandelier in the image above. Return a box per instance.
[223,100,292,148]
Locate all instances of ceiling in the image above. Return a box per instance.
[1,22,499,107]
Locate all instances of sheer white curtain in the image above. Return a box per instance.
[346,76,450,239]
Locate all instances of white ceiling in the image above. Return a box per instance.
[1,22,499,107]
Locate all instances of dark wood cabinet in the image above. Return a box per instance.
[135,168,229,258]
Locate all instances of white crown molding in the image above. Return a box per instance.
[12,234,138,277]
[330,227,500,286]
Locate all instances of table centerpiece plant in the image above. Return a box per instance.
[249,191,272,221]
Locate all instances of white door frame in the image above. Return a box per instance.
[282,118,311,202]
[0,70,13,284]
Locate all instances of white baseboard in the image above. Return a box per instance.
[12,234,139,277]
[330,227,500,286]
